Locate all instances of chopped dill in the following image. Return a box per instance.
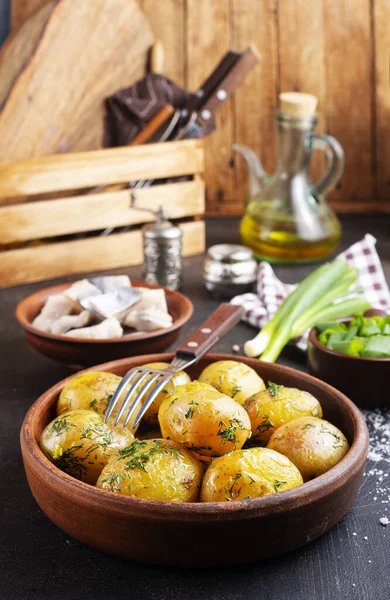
[80,422,114,447]
[89,399,99,412]
[101,472,126,492]
[185,400,200,419]
[302,423,315,431]
[274,480,287,492]
[225,473,242,499]
[256,414,275,434]
[118,440,184,473]
[217,419,246,448]
[268,382,283,397]
[51,415,74,436]
[54,444,88,479]
[229,385,242,399]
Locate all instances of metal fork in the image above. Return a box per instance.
[104,303,244,429]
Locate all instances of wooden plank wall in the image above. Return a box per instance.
[11,0,390,215]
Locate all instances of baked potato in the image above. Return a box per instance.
[40,410,134,485]
[138,362,191,425]
[198,360,265,405]
[57,371,138,432]
[96,439,203,502]
[158,381,251,457]
[267,416,349,481]
[244,382,323,443]
[200,447,303,502]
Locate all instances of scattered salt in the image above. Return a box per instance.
[352,532,357,536]
[363,536,368,540]
[362,409,390,508]
[379,517,389,527]
[232,344,240,354]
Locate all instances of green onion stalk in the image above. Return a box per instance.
[243,260,371,363]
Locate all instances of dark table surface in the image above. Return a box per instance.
[1,216,389,600]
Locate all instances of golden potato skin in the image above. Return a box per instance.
[158,381,251,457]
[139,362,191,425]
[198,360,265,405]
[57,371,138,432]
[40,410,134,485]
[200,447,303,502]
[267,416,349,481]
[244,383,323,443]
[96,439,203,502]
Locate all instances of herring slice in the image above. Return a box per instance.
[131,288,168,313]
[124,308,173,332]
[90,275,131,293]
[32,294,74,332]
[65,317,123,339]
[50,310,93,336]
[64,279,102,304]
[81,288,141,321]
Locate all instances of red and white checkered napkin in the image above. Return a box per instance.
[230,234,390,351]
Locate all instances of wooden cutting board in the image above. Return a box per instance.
[0,0,154,161]
[11,0,48,30]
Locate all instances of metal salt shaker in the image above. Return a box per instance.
[142,206,182,290]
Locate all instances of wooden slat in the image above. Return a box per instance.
[11,0,48,30]
[186,0,236,214]
[0,139,204,199]
[373,0,390,203]
[324,0,373,205]
[330,201,390,214]
[278,0,326,181]
[0,180,205,243]
[141,0,186,85]
[0,221,205,288]
[231,0,278,206]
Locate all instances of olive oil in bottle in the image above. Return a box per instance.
[236,92,344,263]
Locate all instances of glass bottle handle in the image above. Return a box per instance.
[311,134,345,197]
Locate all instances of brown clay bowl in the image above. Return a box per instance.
[20,353,369,567]
[15,281,193,367]
[307,309,390,409]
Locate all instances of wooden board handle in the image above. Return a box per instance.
[176,303,244,360]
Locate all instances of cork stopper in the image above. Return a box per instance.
[279,92,318,118]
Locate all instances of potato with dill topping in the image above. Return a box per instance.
[56,371,139,433]
[243,382,323,443]
[200,447,303,502]
[138,362,191,425]
[198,360,265,405]
[40,410,134,485]
[158,381,251,457]
[267,416,349,481]
[96,439,203,502]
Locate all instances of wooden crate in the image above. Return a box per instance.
[0,139,205,288]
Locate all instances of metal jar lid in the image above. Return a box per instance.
[203,244,257,299]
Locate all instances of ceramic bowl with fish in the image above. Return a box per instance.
[16,280,193,367]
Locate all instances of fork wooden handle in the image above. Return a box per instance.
[176,303,245,360]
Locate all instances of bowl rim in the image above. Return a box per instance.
[308,325,390,363]
[15,280,193,345]
[20,352,369,521]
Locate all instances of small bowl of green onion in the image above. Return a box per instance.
[308,309,390,408]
